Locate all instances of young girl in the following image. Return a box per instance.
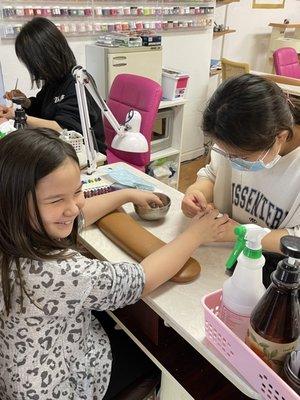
[0,128,228,400]
[0,17,105,152]
[182,74,300,253]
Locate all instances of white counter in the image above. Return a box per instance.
[79,162,260,399]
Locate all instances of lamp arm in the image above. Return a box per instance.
[73,66,126,136]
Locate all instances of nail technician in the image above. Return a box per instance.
[182,74,300,253]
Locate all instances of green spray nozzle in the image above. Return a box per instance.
[225,224,271,270]
[226,225,247,269]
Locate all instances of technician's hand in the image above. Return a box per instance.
[181,190,209,218]
[4,90,31,108]
[129,190,163,209]
[0,105,14,120]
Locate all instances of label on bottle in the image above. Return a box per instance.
[219,303,250,341]
[246,326,298,374]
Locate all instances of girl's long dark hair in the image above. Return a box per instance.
[202,74,294,151]
[0,128,80,314]
[15,17,76,87]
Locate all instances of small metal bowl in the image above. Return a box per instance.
[134,192,171,221]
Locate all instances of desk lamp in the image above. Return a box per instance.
[72,66,148,174]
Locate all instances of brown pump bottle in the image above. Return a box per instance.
[246,236,300,375]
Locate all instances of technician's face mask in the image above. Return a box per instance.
[211,146,281,172]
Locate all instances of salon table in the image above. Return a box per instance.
[79,162,259,400]
[251,70,300,96]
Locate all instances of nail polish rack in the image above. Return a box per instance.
[81,175,115,198]
[0,1,214,39]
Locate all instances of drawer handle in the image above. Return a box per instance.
[113,63,127,67]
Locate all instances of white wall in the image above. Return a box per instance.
[212,0,299,72]
[162,31,213,160]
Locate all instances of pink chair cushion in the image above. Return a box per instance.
[104,74,162,168]
[273,47,300,79]
[106,149,145,172]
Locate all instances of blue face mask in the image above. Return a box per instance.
[230,152,281,172]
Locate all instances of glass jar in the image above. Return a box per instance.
[42,7,52,17]
[15,6,25,17]
[94,7,102,16]
[24,6,35,17]
[123,6,130,16]
[34,7,43,16]
[84,7,92,17]
[60,7,69,17]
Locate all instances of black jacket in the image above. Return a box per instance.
[27,73,106,153]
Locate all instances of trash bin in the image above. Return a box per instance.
[162,68,189,100]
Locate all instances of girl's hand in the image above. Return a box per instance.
[128,189,163,209]
[188,209,229,245]
[215,218,239,242]
[0,105,14,120]
[181,190,208,218]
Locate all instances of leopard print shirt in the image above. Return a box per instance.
[0,252,145,400]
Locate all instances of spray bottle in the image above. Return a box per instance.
[219,224,270,341]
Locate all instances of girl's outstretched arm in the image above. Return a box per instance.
[141,210,229,295]
[82,189,162,227]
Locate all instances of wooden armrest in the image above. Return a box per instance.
[96,211,201,283]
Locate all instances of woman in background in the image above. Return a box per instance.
[0,17,105,153]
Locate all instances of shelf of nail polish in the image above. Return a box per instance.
[93,5,214,18]
[1,22,95,37]
[82,176,112,198]
[1,6,93,19]
[1,1,214,38]
[1,5,213,19]
[83,184,115,198]
[1,16,212,38]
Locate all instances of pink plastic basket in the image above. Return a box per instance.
[202,290,298,400]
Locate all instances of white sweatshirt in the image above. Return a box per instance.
[197,147,300,237]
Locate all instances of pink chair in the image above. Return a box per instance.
[104,73,162,171]
[273,47,300,79]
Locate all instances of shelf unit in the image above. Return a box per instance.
[0,1,215,39]
[210,0,239,77]
[213,28,235,37]
[216,0,239,5]
[149,98,187,188]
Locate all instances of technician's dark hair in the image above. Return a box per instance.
[202,74,294,151]
[289,94,300,125]
[15,17,76,88]
[0,128,80,315]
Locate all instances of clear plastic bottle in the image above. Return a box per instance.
[246,236,300,375]
[219,224,270,341]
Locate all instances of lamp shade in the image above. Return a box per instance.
[111,131,148,153]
